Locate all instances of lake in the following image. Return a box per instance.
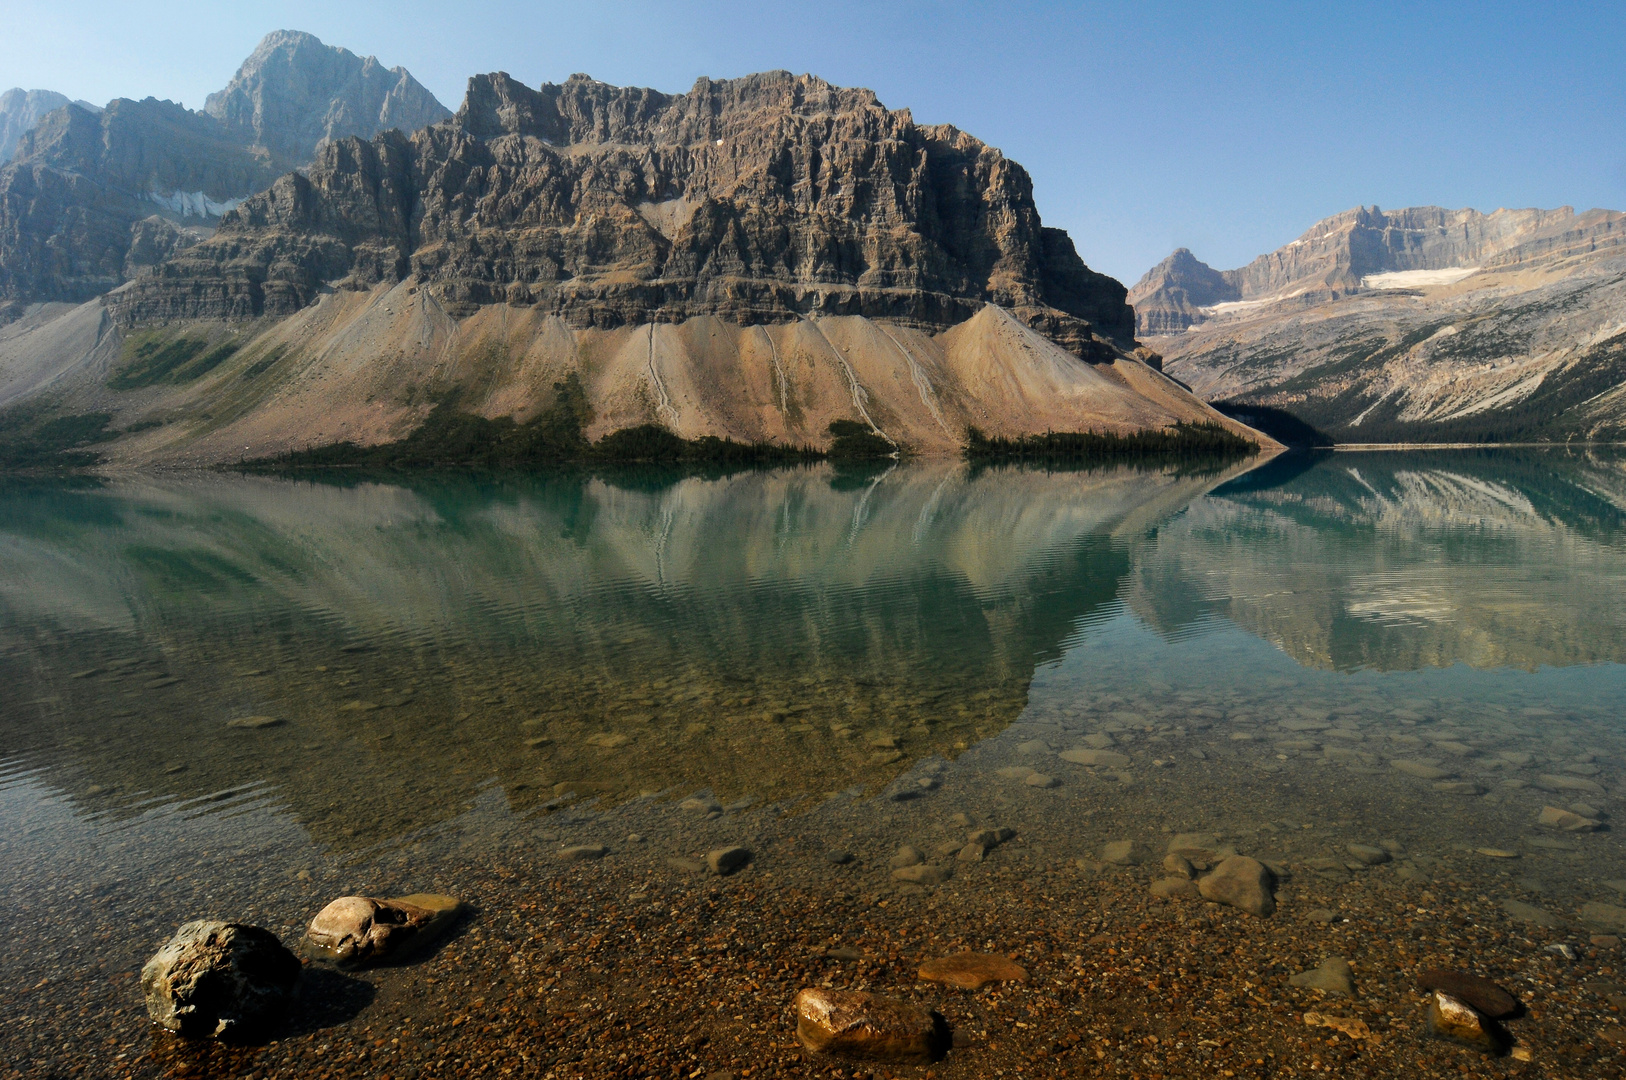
[3,449,1625,1077]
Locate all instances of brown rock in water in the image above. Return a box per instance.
[1198,856,1277,916]
[1415,970,1519,1019]
[305,893,462,964]
[793,988,947,1060]
[141,921,301,1039]
[917,953,1029,989]
[1537,805,1602,832]
[1150,876,1200,899]
[1426,991,1511,1054]
[706,846,752,876]
[891,863,952,886]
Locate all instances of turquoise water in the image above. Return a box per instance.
[3,449,1625,1072]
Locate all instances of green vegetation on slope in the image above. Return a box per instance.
[243,376,827,471]
[963,422,1257,461]
[109,332,240,390]
[0,406,119,469]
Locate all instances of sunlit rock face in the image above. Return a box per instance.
[1125,450,1626,671]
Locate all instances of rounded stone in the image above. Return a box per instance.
[141,921,301,1039]
[1198,855,1277,917]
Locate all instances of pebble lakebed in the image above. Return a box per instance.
[4,457,1626,1078]
[4,635,1625,1079]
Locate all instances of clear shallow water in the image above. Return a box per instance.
[4,449,1626,1075]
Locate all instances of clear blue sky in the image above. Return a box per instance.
[3,1,1621,284]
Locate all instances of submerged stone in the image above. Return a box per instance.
[1198,856,1276,917]
[306,894,462,965]
[1427,991,1511,1054]
[794,988,947,1060]
[1289,956,1355,995]
[917,953,1029,989]
[1415,970,1519,1019]
[1537,805,1601,832]
[707,846,752,875]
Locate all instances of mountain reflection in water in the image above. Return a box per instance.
[2,447,1623,850]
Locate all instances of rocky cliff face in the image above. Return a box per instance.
[1140,204,1626,441]
[204,29,451,172]
[122,70,1136,359]
[0,32,448,320]
[0,99,279,310]
[0,89,90,163]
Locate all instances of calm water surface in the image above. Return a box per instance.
[3,449,1625,1073]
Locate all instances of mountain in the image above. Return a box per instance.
[1132,204,1626,442]
[0,70,1269,465]
[0,32,449,320]
[204,29,451,172]
[1127,248,1239,335]
[0,89,102,163]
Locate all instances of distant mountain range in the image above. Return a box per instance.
[1132,205,1626,443]
[0,30,449,318]
[0,39,1259,466]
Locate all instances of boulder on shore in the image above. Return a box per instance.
[141,921,301,1039]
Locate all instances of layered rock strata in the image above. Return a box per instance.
[120,70,1136,361]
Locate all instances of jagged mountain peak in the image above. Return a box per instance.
[204,29,450,169]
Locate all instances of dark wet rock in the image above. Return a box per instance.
[707,846,752,876]
[1427,991,1511,1054]
[305,893,462,965]
[141,921,301,1039]
[917,953,1029,989]
[1537,805,1601,831]
[1289,956,1355,995]
[1346,844,1390,866]
[794,987,948,1060]
[1102,840,1150,866]
[1415,970,1519,1020]
[1198,856,1277,917]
